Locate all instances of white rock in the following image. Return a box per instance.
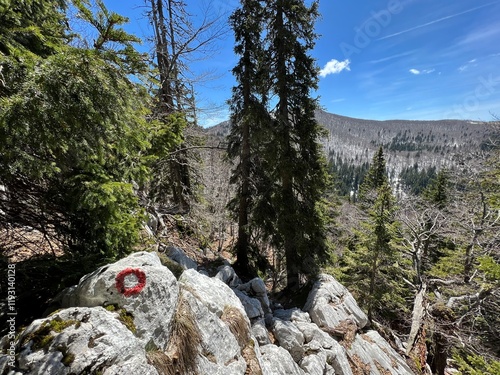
[179,269,247,319]
[234,289,264,319]
[272,319,305,362]
[237,278,272,315]
[251,319,271,346]
[348,331,415,375]
[274,308,311,323]
[17,307,158,375]
[61,251,178,350]
[295,321,353,375]
[260,344,306,375]
[182,290,248,375]
[300,351,328,375]
[304,274,368,330]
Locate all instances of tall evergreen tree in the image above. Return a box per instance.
[342,146,411,319]
[359,146,389,203]
[262,0,328,290]
[227,0,270,275]
[343,183,410,320]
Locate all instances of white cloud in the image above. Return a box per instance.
[320,59,351,78]
[458,58,479,72]
[409,68,435,75]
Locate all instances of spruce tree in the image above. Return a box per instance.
[342,147,411,319]
[423,169,449,209]
[228,0,270,275]
[262,0,328,290]
[359,146,389,203]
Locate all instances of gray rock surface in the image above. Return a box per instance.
[17,307,158,375]
[304,274,369,330]
[295,321,353,375]
[60,251,178,350]
[272,318,305,362]
[182,290,247,375]
[7,250,418,375]
[348,331,414,375]
[162,245,198,270]
[273,308,311,323]
[215,265,242,287]
[234,288,264,319]
[260,344,306,375]
[179,269,247,318]
[237,278,272,316]
[251,318,271,346]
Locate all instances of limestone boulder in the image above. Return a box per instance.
[182,290,247,375]
[304,274,368,330]
[273,308,311,323]
[60,251,178,350]
[272,319,305,362]
[179,269,247,318]
[16,307,158,375]
[215,265,242,287]
[260,344,306,375]
[294,321,352,375]
[348,331,414,375]
[237,278,272,316]
[234,288,264,320]
[251,318,271,346]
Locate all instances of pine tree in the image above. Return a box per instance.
[262,0,328,290]
[341,146,411,319]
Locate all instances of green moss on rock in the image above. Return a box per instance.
[23,317,79,351]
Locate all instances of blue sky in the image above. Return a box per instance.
[104,0,500,126]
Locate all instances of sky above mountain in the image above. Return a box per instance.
[105,0,500,126]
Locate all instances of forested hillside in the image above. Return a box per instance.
[1,1,499,374]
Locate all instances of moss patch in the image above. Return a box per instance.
[23,317,80,351]
[104,304,136,334]
[157,252,184,279]
[57,345,75,367]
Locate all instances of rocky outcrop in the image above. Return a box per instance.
[304,273,369,330]
[16,307,159,375]
[1,251,417,375]
[59,251,178,350]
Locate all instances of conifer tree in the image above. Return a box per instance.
[359,146,389,203]
[0,0,153,258]
[227,0,270,275]
[423,169,449,209]
[343,147,411,319]
[262,0,328,290]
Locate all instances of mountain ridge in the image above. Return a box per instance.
[206,109,494,176]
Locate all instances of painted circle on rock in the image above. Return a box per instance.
[115,268,147,297]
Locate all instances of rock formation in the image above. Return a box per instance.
[1,250,417,375]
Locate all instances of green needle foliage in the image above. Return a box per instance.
[229,0,329,288]
[342,148,412,320]
[0,0,156,259]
